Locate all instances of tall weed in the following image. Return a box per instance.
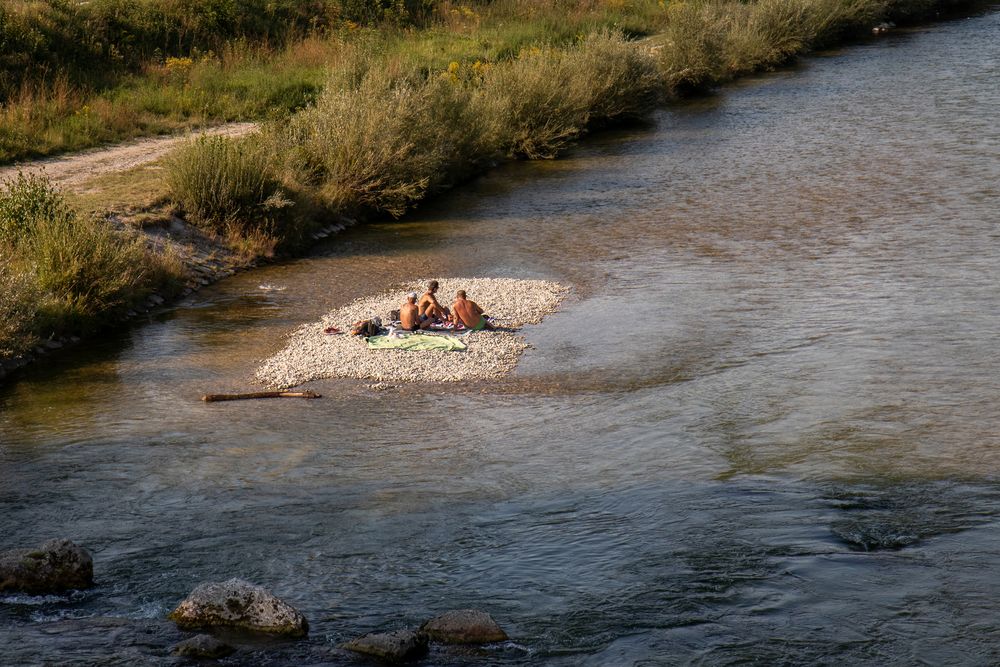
[0,173,155,339]
[28,214,150,333]
[287,68,488,216]
[0,172,75,244]
[166,134,293,233]
[657,0,894,90]
[0,251,39,357]
[479,46,591,160]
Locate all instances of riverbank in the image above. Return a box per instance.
[0,0,989,384]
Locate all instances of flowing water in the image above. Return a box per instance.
[3,9,1000,665]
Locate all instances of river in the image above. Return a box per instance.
[3,8,1000,665]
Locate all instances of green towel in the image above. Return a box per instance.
[366,332,467,352]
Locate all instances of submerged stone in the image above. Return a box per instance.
[341,628,429,662]
[420,609,508,644]
[168,578,308,637]
[170,634,235,659]
[0,539,94,594]
[832,520,919,551]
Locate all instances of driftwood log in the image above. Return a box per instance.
[202,391,321,402]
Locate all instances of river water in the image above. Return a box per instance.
[3,9,1000,665]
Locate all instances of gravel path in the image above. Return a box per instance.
[0,122,258,188]
[255,278,569,388]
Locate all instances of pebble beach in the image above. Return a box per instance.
[255,277,569,388]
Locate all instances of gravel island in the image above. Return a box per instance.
[255,277,568,387]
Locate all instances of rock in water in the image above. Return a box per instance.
[0,539,94,594]
[420,609,508,644]
[168,579,308,637]
[170,634,236,659]
[341,628,429,662]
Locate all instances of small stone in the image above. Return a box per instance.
[0,539,94,594]
[341,629,428,662]
[43,339,63,350]
[170,634,235,659]
[168,578,308,637]
[420,609,508,644]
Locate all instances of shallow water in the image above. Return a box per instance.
[3,8,1000,665]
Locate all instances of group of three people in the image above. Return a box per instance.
[399,281,491,332]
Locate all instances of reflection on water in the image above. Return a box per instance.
[3,8,1000,665]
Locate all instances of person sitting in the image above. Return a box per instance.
[418,280,451,323]
[400,293,432,331]
[451,289,492,331]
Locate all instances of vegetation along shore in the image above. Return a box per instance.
[0,0,983,376]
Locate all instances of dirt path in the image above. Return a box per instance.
[0,122,258,188]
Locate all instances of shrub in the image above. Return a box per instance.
[657,0,893,91]
[478,46,592,160]
[27,209,150,333]
[0,172,75,245]
[166,134,293,233]
[286,67,489,216]
[657,1,732,92]
[0,173,157,338]
[566,30,663,128]
[478,32,659,160]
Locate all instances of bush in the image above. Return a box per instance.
[478,46,592,160]
[166,134,293,233]
[27,211,151,334]
[0,173,156,339]
[286,67,489,216]
[657,0,892,91]
[478,31,659,160]
[566,30,663,128]
[0,172,75,245]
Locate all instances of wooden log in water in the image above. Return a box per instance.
[201,391,321,402]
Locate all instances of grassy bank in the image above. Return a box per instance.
[0,174,183,357]
[0,0,667,163]
[168,0,974,245]
[0,0,980,362]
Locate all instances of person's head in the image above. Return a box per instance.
[428,280,439,293]
[456,289,466,299]
[406,292,417,304]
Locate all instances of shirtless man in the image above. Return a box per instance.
[400,293,431,331]
[418,280,450,323]
[451,289,492,331]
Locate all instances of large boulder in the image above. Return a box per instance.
[170,634,236,659]
[341,628,429,663]
[0,539,94,594]
[168,579,308,637]
[420,609,508,644]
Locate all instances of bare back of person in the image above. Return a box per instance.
[400,302,421,330]
[452,290,490,330]
[400,294,430,331]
